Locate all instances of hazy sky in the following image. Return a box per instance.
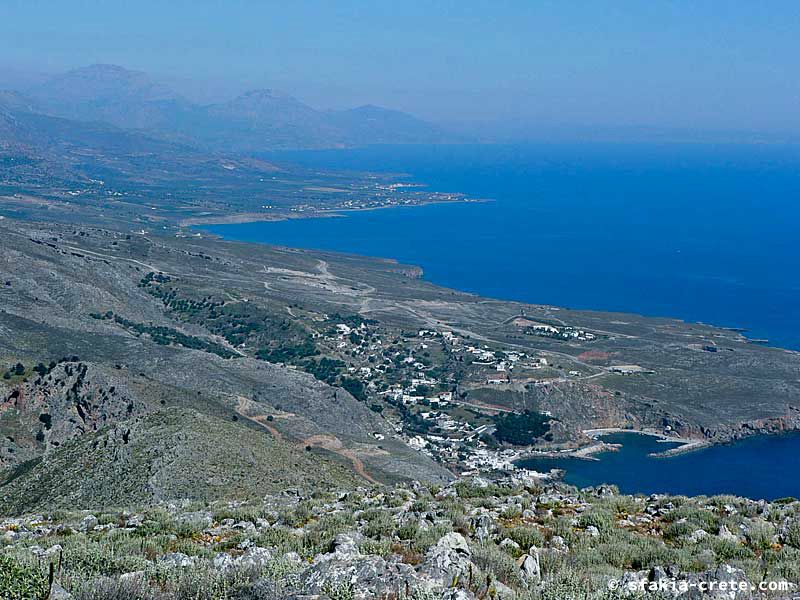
[2,1,799,136]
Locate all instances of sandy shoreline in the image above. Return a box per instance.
[179,211,343,227]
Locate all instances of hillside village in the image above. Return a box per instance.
[306,315,603,474]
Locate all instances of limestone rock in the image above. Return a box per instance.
[79,515,98,532]
[519,549,541,583]
[237,546,273,569]
[420,532,473,587]
[48,582,73,600]
[175,511,213,529]
[159,552,196,568]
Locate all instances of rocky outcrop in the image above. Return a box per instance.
[0,360,146,469]
[302,533,422,599]
[419,532,474,587]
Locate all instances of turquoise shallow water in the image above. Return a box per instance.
[517,432,800,500]
[203,143,800,498]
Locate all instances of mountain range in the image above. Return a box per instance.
[11,63,456,151]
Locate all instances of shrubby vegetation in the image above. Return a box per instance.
[303,357,346,385]
[493,410,551,445]
[0,554,49,600]
[90,311,237,358]
[2,476,798,599]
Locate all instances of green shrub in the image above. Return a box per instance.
[136,508,177,537]
[471,542,521,587]
[411,524,452,554]
[505,525,545,551]
[63,542,116,577]
[527,567,622,600]
[501,504,523,520]
[281,502,315,528]
[598,495,637,517]
[0,555,49,600]
[772,549,800,587]
[322,580,355,600]
[786,519,800,549]
[310,512,356,540]
[746,520,776,552]
[363,509,394,539]
[213,505,266,525]
[577,509,615,534]
[360,539,393,557]
[397,522,420,541]
[662,520,695,542]
[712,538,755,561]
[663,506,718,531]
[73,576,155,600]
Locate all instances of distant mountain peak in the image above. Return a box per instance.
[216,89,311,115]
[208,88,320,126]
[59,63,151,86]
[344,104,410,118]
[35,63,181,104]
[18,64,457,149]
[74,63,140,75]
[239,88,294,101]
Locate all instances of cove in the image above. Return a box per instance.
[517,432,800,500]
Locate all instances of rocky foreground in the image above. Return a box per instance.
[1,475,798,600]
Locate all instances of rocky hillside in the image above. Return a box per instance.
[1,407,360,514]
[1,474,798,599]
[0,217,453,506]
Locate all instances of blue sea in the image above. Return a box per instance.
[518,432,800,500]
[204,142,800,499]
[208,143,800,350]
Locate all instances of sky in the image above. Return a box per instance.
[1,1,799,138]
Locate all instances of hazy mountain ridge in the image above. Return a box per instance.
[28,64,195,131]
[0,88,294,198]
[19,64,456,150]
[1,88,464,236]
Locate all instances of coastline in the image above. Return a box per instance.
[192,205,800,465]
[582,428,711,457]
[174,164,800,474]
[179,196,491,228]
[182,199,792,354]
[517,424,800,472]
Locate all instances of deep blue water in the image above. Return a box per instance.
[518,432,800,500]
[206,143,800,350]
[203,143,800,499]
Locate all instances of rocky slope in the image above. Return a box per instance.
[0,218,453,501]
[1,406,361,513]
[1,474,798,599]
